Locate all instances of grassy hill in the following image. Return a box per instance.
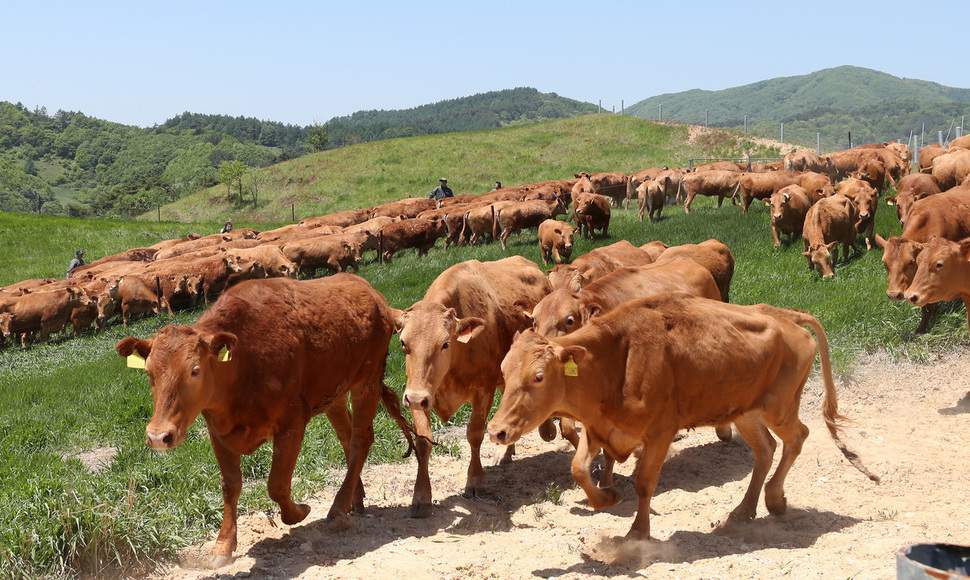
[153,114,781,223]
[627,66,970,151]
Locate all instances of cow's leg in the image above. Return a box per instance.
[571,429,619,509]
[803,239,813,271]
[559,417,579,448]
[329,384,379,519]
[717,194,726,208]
[500,228,510,251]
[410,408,434,518]
[598,453,616,488]
[763,417,809,516]
[741,194,751,214]
[638,200,645,222]
[627,430,676,539]
[208,434,242,567]
[715,423,733,441]
[267,421,311,525]
[324,397,365,513]
[463,389,491,497]
[915,303,939,334]
[684,191,696,214]
[771,223,781,248]
[539,243,549,266]
[551,244,562,265]
[727,413,776,522]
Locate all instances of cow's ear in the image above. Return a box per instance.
[581,302,603,323]
[512,300,534,329]
[456,317,485,344]
[556,345,588,365]
[567,271,585,293]
[959,239,970,261]
[116,337,153,359]
[390,308,406,333]
[825,241,838,251]
[207,332,237,359]
[875,234,888,249]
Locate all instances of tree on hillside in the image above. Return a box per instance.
[218,160,247,202]
[248,168,265,207]
[306,124,328,152]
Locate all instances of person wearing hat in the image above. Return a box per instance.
[428,178,454,202]
[66,249,86,278]
[492,180,503,191]
[220,220,234,234]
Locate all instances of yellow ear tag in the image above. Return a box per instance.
[564,356,579,377]
[218,346,232,362]
[126,353,146,369]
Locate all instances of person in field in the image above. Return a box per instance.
[66,249,85,278]
[220,220,233,234]
[428,178,454,202]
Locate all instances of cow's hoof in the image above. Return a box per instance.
[715,424,733,442]
[206,553,233,570]
[727,505,757,523]
[462,485,484,499]
[589,487,620,510]
[410,502,433,519]
[766,494,787,515]
[281,503,311,525]
[538,420,557,442]
[326,512,353,531]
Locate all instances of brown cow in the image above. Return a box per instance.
[548,240,654,290]
[769,185,815,248]
[154,235,232,261]
[639,240,669,262]
[733,171,800,214]
[115,275,415,566]
[487,296,877,540]
[369,197,436,219]
[378,218,447,263]
[850,157,893,193]
[693,161,742,172]
[887,174,941,225]
[300,209,372,229]
[680,170,740,213]
[537,219,575,266]
[802,195,859,278]
[836,178,879,250]
[626,167,666,207]
[280,236,363,275]
[796,171,834,201]
[418,205,478,248]
[3,286,89,346]
[919,143,945,172]
[256,224,344,243]
[224,246,298,279]
[875,188,970,333]
[116,275,161,326]
[571,192,611,239]
[929,148,970,189]
[495,198,568,250]
[654,169,686,203]
[784,149,835,177]
[344,216,400,253]
[571,172,629,208]
[636,179,664,222]
[902,237,970,330]
[461,204,500,245]
[394,257,552,515]
[948,135,970,150]
[654,239,735,303]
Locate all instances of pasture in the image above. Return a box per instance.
[1,189,968,577]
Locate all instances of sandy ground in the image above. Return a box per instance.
[152,350,970,580]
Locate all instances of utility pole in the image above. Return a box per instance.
[658,103,663,121]
[743,115,748,134]
[598,99,602,112]
[621,99,624,114]
[705,110,709,127]
[780,123,784,143]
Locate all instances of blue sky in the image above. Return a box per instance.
[3,0,968,127]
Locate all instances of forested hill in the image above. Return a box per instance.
[0,88,596,218]
[626,66,970,150]
[321,88,599,148]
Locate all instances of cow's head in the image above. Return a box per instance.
[487,330,584,446]
[557,226,574,260]
[224,255,243,274]
[877,235,922,300]
[394,302,484,411]
[116,326,237,450]
[0,313,11,340]
[804,242,838,279]
[547,265,587,291]
[903,237,970,307]
[770,190,793,223]
[96,278,121,326]
[529,286,598,337]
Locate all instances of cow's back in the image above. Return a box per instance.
[904,187,970,241]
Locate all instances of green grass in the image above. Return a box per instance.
[2,193,968,576]
[153,114,779,223]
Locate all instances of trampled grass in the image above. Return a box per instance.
[2,193,968,576]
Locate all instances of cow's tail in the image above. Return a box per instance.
[380,382,416,458]
[491,205,499,240]
[730,179,742,204]
[460,212,470,244]
[377,231,385,264]
[785,309,880,483]
[626,177,635,205]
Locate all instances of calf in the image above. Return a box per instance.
[680,170,740,213]
[462,204,499,245]
[803,195,859,278]
[836,178,879,250]
[281,236,363,276]
[394,257,553,516]
[571,192,611,239]
[548,240,654,290]
[300,209,372,228]
[571,172,629,208]
[636,179,664,222]
[733,171,800,214]
[495,198,567,250]
[537,219,575,266]
[378,218,447,263]
[769,185,814,248]
[488,296,877,540]
[116,275,415,567]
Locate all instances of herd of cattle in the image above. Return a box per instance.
[4,134,970,567]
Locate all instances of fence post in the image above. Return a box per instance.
[658,103,662,121]
[848,131,852,149]
[621,99,624,114]
[598,99,602,112]
[780,123,784,143]
[816,132,821,154]
[958,125,964,139]
[157,204,161,223]
[705,110,709,127]
[291,203,295,222]
[913,138,920,174]
[743,115,747,134]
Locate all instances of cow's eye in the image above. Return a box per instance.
[565,315,575,327]
[534,371,544,383]
[401,343,410,354]
[442,341,449,350]
[191,365,200,377]
[936,261,944,270]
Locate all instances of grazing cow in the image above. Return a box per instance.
[224,246,298,279]
[181,255,238,305]
[344,216,400,253]
[929,148,970,190]
[636,179,665,222]
[902,237,970,330]
[548,240,654,290]
[796,171,835,200]
[461,204,501,245]
[654,239,735,303]
[378,218,447,263]
[571,172,629,208]
[886,142,912,166]
[680,170,741,213]
[154,235,232,261]
[394,257,552,515]
[280,236,363,276]
[115,275,415,566]
[851,157,894,193]
[919,143,946,172]
[733,171,800,214]
[784,149,835,177]
[626,168,665,207]
[571,192,611,239]
[3,286,89,346]
[369,198,436,219]
[418,205,477,248]
[116,275,161,326]
[887,174,942,225]
[875,188,970,333]
[836,178,879,250]
[495,198,567,250]
[769,185,814,248]
[802,195,859,278]
[537,219,575,266]
[300,209,372,229]
[487,296,877,540]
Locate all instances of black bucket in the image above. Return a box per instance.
[897,544,970,579]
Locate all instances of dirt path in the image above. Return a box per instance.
[153,351,970,580]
